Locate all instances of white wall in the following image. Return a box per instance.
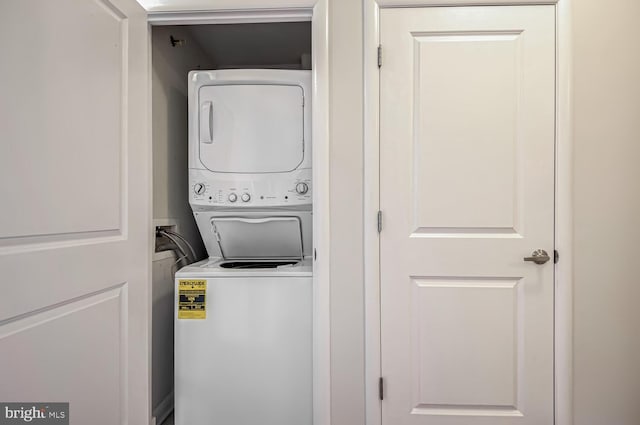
[572,1,640,424]
[328,1,366,424]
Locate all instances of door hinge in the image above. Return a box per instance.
[377,45,382,67]
[379,377,384,400]
[377,210,382,233]
[554,249,559,264]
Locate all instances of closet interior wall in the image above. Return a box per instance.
[151,24,213,424]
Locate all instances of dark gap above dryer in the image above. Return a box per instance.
[164,21,312,70]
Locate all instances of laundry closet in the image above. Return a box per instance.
[150,21,313,425]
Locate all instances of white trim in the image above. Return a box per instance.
[310,2,331,425]
[376,0,558,6]
[363,2,573,425]
[152,218,178,228]
[147,9,312,25]
[363,2,382,425]
[147,3,331,425]
[138,0,319,13]
[554,0,573,424]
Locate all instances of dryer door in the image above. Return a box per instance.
[198,83,305,173]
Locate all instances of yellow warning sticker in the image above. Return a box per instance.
[178,279,207,319]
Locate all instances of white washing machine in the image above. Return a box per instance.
[175,69,313,425]
[174,258,312,425]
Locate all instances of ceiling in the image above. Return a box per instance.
[184,22,312,69]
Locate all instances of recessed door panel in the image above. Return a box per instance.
[412,32,522,235]
[410,277,521,412]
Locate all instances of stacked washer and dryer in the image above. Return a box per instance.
[175,70,313,425]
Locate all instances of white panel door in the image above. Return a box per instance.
[0,0,150,424]
[379,6,555,425]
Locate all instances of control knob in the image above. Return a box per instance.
[194,183,206,195]
[295,182,309,195]
[228,193,238,203]
[241,193,251,202]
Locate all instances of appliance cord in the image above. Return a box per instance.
[157,229,193,266]
[160,229,197,261]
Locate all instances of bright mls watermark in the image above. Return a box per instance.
[0,403,68,424]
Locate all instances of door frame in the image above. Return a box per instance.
[363,1,573,424]
[146,3,331,425]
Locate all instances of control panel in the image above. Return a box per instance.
[189,168,312,208]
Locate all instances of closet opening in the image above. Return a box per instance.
[150,20,312,425]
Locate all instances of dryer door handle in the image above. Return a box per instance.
[200,101,213,144]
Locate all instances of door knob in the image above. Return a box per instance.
[524,249,550,265]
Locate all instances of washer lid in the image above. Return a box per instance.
[211,216,303,260]
[198,83,305,174]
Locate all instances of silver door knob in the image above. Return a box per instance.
[524,249,550,265]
